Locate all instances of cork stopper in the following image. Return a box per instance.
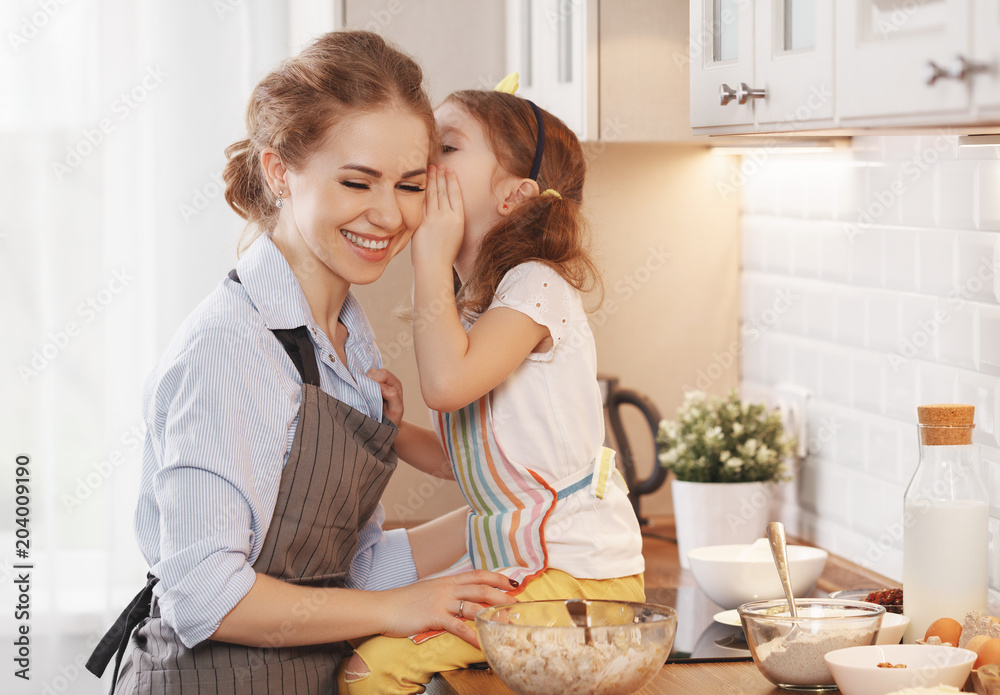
[917,404,975,445]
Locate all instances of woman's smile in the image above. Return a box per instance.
[341,229,392,252]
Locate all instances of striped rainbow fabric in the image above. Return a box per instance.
[435,396,558,587]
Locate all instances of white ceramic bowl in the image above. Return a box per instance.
[874,613,910,645]
[687,541,829,609]
[824,644,976,695]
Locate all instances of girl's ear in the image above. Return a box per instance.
[497,178,540,216]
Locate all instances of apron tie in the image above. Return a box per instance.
[86,573,158,692]
[554,447,625,500]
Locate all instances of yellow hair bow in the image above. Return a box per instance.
[541,189,562,199]
[494,72,519,94]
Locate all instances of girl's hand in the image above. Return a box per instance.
[411,164,464,272]
[367,367,404,426]
[378,570,518,648]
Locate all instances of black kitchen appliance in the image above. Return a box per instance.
[598,374,667,525]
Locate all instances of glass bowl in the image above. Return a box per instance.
[738,598,885,691]
[474,599,677,695]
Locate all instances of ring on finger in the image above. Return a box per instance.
[458,600,464,616]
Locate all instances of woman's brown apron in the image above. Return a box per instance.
[87,270,398,694]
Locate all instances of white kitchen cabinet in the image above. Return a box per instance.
[691,0,1000,133]
[754,0,834,127]
[690,0,834,132]
[507,0,696,142]
[689,0,755,128]
[506,0,598,140]
[972,0,1000,110]
[599,0,693,141]
[836,0,972,121]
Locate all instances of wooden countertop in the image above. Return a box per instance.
[426,517,904,695]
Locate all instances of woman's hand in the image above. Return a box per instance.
[411,164,464,273]
[367,367,404,426]
[378,570,518,648]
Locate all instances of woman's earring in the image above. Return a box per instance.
[276,190,284,209]
[502,204,508,210]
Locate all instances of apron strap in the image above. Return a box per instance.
[554,448,621,500]
[86,573,158,692]
[229,268,321,388]
[272,328,321,388]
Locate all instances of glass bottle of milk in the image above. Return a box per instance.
[902,404,989,643]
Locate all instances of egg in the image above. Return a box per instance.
[924,617,963,646]
[966,634,991,654]
[975,638,1000,669]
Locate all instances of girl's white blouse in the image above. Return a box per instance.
[484,261,644,579]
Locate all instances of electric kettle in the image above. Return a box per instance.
[598,374,666,525]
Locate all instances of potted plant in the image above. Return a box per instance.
[657,389,796,569]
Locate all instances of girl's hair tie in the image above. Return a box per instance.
[541,189,562,199]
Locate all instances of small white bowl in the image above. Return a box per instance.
[875,613,910,645]
[824,644,976,695]
[688,541,828,609]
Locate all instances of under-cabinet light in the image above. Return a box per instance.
[957,134,1000,147]
[707,136,851,155]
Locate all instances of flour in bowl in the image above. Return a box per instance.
[754,627,879,686]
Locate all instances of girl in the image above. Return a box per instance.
[86,31,515,695]
[341,78,645,694]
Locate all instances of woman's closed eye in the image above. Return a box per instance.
[340,180,425,193]
[441,144,457,155]
[340,180,370,190]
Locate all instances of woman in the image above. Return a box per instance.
[86,30,515,694]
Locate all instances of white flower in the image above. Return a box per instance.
[731,422,744,436]
[659,448,679,465]
[745,438,758,455]
[705,426,723,442]
[725,457,744,470]
[683,390,707,407]
[660,420,679,439]
[719,450,731,462]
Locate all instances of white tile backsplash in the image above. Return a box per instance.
[740,134,1000,586]
[835,288,868,348]
[979,162,1000,231]
[954,231,999,305]
[938,161,978,230]
[981,305,1000,376]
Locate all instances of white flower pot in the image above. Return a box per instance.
[671,479,776,569]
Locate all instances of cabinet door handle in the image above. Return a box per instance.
[924,55,992,85]
[949,55,991,81]
[923,60,949,86]
[720,83,738,106]
[737,83,766,104]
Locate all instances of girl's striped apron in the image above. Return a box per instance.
[87,270,398,694]
[433,394,621,588]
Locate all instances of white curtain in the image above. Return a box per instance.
[2,1,293,690]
